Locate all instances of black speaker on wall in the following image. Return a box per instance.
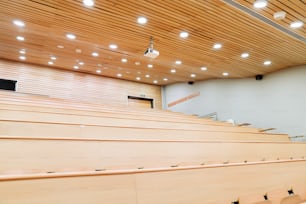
[0,79,17,91]
[255,75,263,80]
[188,81,194,85]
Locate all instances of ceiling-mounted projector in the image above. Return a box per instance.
[144,36,159,59]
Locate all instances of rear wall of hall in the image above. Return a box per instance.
[0,59,162,109]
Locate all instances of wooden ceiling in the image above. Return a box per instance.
[0,0,305,85]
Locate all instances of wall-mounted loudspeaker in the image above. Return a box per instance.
[188,81,194,85]
[255,75,263,80]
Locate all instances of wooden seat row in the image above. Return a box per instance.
[0,120,289,142]
[0,160,305,204]
[0,136,305,174]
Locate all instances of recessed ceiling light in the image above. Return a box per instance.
[241,53,249,58]
[48,61,54,65]
[92,52,99,57]
[175,60,182,65]
[201,66,207,71]
[163,78,168,81]
[121,58,127,63]
[136,77,141,80]
[83,0,94,6]
[57,45,64,49]
[290,21,304,28]
[145,74,150,78]
[13,20,25,27]
[223,72,229,76]
[109,44,118,49]
[263,60,272,65]
[50,56,57,60]
[75,48,82,53]
[117,73,122,77]
[73,65,79,69]
[66,33,76,40]
[147,64,153,68]
[19,49,26,54]
[190,74,196,78]
[137,16,147,24]
[213,43,222,49]
[96,70,101,74]
[170,69,176,73]
[153,80,158,84]
[79,61,84,65]
[179,31,189,38]
[135,61,141,65]
[19,56,26,60]
[16,36,25,41]
[253,0,268,8]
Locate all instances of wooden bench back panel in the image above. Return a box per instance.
[0,109,263,133]
[0,138,305,174]
[0,121,289,142]
[0,161,305,204]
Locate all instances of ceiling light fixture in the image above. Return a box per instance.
[241,53,249,58]
[96,70,101,73]
[121,58,127,63]
[13,20,25,27]
[109,44,118,49]
[175,60,182,65]
[117,73,122,77]
[147,64,153,68]
[213,43,222,49]
[290,21,304,28]
[180,31,189,38]
[48,61,54,65]
[16,36,25,41]
[190,74,196,78]
[253,0,268,8]
[19,49,26,54]
[170,69,176,73]
[135,61,141,65]
[153,80,158,84]
[50,56,57,60]
[145,74,150,78]
[73,65,79,69]
[223,72,229,76]
[136,77,141,80]
[263,60,272,65]
[201,67,207,71]
[57,45,64,49]
[79,62,84,65]
[66,33,76,40]
[92,52,99,57]
[83,0,94,7]
[19,56,26,60]
[163,78,168,81]
[137,16,147,24]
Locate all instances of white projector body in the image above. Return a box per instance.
[144,48,159,59]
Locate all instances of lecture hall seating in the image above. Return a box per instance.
[0,90,305,204]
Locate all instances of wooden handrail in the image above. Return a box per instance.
[1,159,305,181]
[0,136,301,144]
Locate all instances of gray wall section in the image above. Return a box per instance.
[163,65,306,141]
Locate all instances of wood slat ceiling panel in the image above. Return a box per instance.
[0,0,305,85]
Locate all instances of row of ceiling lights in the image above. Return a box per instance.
[253,0,304,28]
[13,17,272,82]
[12,0,287,84]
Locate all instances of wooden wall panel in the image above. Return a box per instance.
[0,59,162,108]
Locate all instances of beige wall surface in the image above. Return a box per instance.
[0,59,162,108]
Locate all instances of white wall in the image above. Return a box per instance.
[163,65,306,141]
